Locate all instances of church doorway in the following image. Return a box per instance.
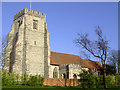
[53,67,58,78]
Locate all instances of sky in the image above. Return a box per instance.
[2,2,118,58]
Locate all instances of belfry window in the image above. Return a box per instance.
[34,41,36,45]
[18,20,22,27]
[53,67,58,78]
[33,20,38,29]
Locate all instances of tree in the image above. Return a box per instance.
[106,64,116,75]
[118,50,120,74]
[79,50,91,60]
[74,26,108,88]
[0,35,7,70]
[107,50,120,74]
[79,70,96,88]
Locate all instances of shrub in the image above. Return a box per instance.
[23,73,29,85]
[2,71,44,86]
[95,74,116,85]
[79,70,96,88]
[2,71,16,86]
[8,72,16,85]
[20,74,24,85]
[2,71,8,86]
[106,74,115,85]
[115,74,120,85]
[95,75,103,85]
[37,75,44,86]
[27,75,44,86]
[27,75,37,86]
[20,73,29,85]
[94,76,101,85]
[15,74,20,85]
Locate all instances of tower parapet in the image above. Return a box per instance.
[14,8,46,20]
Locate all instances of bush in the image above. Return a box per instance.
[94,75,103,85]
[2,71,44,86]
[2,71,16,86]
[106,74,115,85]
[15,74,20,85]
[95,74,116,85]
[22,73,29,85]
[27,75,38,86]
[79,70,96,88]
[37,75,44,86]
[115,74,120,85]
[8,72,16,85]
[2,71,8,86]
[27,75,44,86]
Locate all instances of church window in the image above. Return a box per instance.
[34,41,36,45]
[53,67,58,78]
[18,20,22,27]
[33,20,38,29]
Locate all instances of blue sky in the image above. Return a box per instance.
[2,2,118,57]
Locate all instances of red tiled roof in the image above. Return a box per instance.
[50,52,102,70]
[80,59,102,70]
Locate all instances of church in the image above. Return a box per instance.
[3,8,102,79]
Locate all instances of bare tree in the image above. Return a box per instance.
[74,26,108,88]
[0,35,7,70]
[79,50,91,60]
[107,50,119,74]
[118,50,120,74]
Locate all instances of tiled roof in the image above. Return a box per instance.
[50,52,102,70]
[80,59,102,70]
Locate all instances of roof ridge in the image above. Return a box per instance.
[81,59,99,62]
[51,51,80,57]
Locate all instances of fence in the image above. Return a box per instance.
[43,78,80,86]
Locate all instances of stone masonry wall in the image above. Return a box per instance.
[59,64,82,79]
[12,15,24,74]
[69,64,82,79]
[3,8,50,77]
[59,64,68,79]
[25,14,45,76]
[3,24,15,72]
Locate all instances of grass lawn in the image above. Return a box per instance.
[2,85,81,88]
[2,85,120,89]
[2,86,80,90]
[2,86,81,90]
[96,85,120,89]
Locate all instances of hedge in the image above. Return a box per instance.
[79,70,120,88]
[2,71,44,86]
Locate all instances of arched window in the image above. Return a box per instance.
[34,41,36,45]
[73,74,77,79]
[53,67,58,78]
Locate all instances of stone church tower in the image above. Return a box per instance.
[3,8,51,78]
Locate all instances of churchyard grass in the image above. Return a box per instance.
[2,85,120,89]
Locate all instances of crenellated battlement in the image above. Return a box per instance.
[14,8,46,20]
